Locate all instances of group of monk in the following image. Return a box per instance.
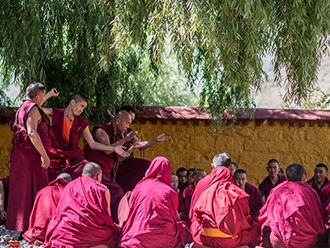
[2,82,330,247]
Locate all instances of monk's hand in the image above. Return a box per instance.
[155,134,171,142]
[48,88,60,97]
[107,109,114,120]
[132,141,148,149]
[0,210,7,220]
[41,155,50,169]
[125,131,138,141]
[114,146,130,158]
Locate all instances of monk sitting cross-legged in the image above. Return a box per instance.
[44,162,119,248]
[258,163,325,248]
[42,93,129,181]
[120,156,191,248]
[191,153,260,248]
[23,173,72,245]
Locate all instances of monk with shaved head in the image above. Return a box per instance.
[42,93,130,181]
[23,173,72,245]
[84,110,149,222]
[45,162,119,248]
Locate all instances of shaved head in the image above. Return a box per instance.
[82,162,102,179]
[57,173,72,182]
[26,82,45,99]
[193,169,206,177]
[114,110,131,121]
[286,163,306,182]
[113,110,132,133]
[70,93,87,104]
[213,153,231,168]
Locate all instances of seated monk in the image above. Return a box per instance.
[44,162,119,248]
[234,169,264,220]
[191,153,260,248]
[307,163,329,197]
[258,159,286,201]
[23,173,72,245]
[42,93,129,181]
[107,105,171,193]
[182,169,206,219]
[258,163,325,248]
[120,156,191,248]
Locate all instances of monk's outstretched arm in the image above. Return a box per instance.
[27,106,50,169]
[40,88,59,116]
[0,181,6,220]
[136,134,171,150]
[83,127,129,158]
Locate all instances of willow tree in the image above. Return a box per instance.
[0,0,329,122]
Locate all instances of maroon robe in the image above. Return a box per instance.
[93,122,150,193]
[191,166,260,248]
[245,182,264,220]
[182,184,195,214]
[120,157,190,248]
[48,108,89,181]
[44,176,119,248]
[84,124,124,223]
[320,182,330,205]
[258,175,286,200]
[307,176,329,196]
[0,176,9,225]
[258,181,324,248]
[6,99,51,232]
[23,178,68,245]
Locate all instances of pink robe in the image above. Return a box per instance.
[23,178,68,245]
[258,181,324,248]
[182,184,195,214]
[120,156,191,248]
[258,175,286,200]
[84,123,124,223]
[191,166,260,248]
[48,108,89,181]
[245,182,264,220]
[44,176,119,248]
[6,99,51,232]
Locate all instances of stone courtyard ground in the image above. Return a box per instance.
[0,225,42,248]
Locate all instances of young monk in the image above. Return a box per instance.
[44,162,119,248]
[107,106,171,193]
[6,83,53,232]
[183,169,207,214]
[172,173,186,214]
[258,159,286,201]
[84,111,145,222]
[120,157,191,248]
[258,163,325,248]
[191,153,260,248]
[234,169,264,220]
[42,93,129,181]
[307,163,329,196]
[187,168,195,185]
[23,173,72,245]
[177,167,188,192]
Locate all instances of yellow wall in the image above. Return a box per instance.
[1,120,329,186]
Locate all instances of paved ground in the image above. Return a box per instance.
[0,225,42,248]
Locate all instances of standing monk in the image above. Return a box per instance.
[23,173,72,245]
[258,163,325,248]
[6,83,53,232]
[44,162,119,248]
[191,153,260,248]
[234,169,264,220]
[258,159,286,201]
[120,157,191,248]
[84,111,145,222]
[42,93,129,181]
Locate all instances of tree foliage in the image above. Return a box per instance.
[0,0,329,122]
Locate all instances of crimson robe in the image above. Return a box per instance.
[0,176,9,225]
[245,182,264,220]
[48,108,89,181]
[23,178,68,245]
[258,175,286,200]
[258,181,324,248]
[307,176,329,195]
[120,156,191,248]
[44,176,119,248]
[183,184,195,214]
[320,182,330,205]
[191,166,260,248]
[6,99,51,232]
[84,123,124,223]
